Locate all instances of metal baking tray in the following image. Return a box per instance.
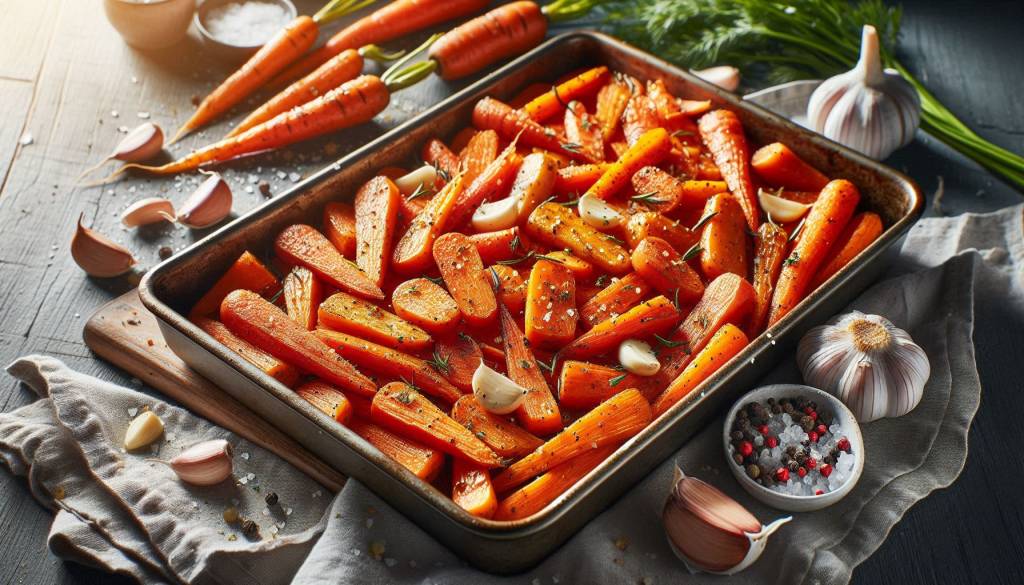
[139,32,922,573]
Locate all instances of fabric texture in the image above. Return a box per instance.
[2,204,1021,585]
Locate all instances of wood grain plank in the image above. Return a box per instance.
[0,80,35,191]
[0,0,61,82]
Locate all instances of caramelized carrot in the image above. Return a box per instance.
[492,388,652,492]
[747,222,788,337]
[372,382,502,467]
[275,223,384,300]
[449,141,522,229]
[809,211,883,289]
[698,194,750,281]
[624,212,698,255]
[646,79,700,140]
[429,1,548,80]
[562,100,605,162]
[489,264,527,313]
[511,152,558,221]
[500,305,562,436]
[459,129,499,186]
[678,98,713,117]
[392,174,465,274]
[554,163,609,195]
[193,317,300,387]
[541,251,593,279]
[451,395,543,459]
[594,78,633,141]
[282,266,322,330]
[751,142,830,192]
[348,418,445,482]
[391,277,461,335]
[355,176,401,288]
[433,334,482,392]
[525,202,631,275]
[470,227,530,264]
[452,459,498,518]
[524,259,577,349]
[622,95,661,147]
[557,360,650,410]
[323,202,357,259]
[698,109,760,230]
[295,379,353,424]
[653,324,748,416]
[562,296,680,359]
[421,138,460,184]
[189,251,279,318]
[494,444,617,520]
[433,232,499,327]
[525,66,610,122]
[318,291,432,351]
[583,128,671,200]
[220,290,376,396]
[472,97,596,163]
[631,166,722,213]
[631,237,705,304]
[579,272,651,329]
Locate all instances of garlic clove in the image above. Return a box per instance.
[71,214,137,277]
[618,339,660,376]
[691,66,741,92]
[757,189,811,223]
[120,197,176,228]
[177,172,233,229]
[167,439,234,485]
[394,164,439,196]
[124,411,164,450]
[114,122,164,163]
[472,361,529,415]
[577,193,623,229]
[471,195,520,232]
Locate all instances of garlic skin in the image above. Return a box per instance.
[394,164,439,196]
[78,123,164,180]
[472,361,528,415]
[798,311,929,422]
[664,467,791,575]
[71,214,137,277]
[177,172,233,229]
[121,197,176,228]
[807,26,921,160]
[124,411,164,450]
[167,439,234,486]
[757,189,811,223]
[471,195,520,232]
[692,66,741,92]
[618,339,660,376]
[577,193,623,229]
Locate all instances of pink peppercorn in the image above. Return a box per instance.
[820,464,833,478]
[775,467,790,482]
[738,441,753,457]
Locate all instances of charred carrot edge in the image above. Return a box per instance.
[562,295,680,359]
[318,290,432,351]
[630,236,705,304]
[499,305,563,436]
[489,264,527,313]
[390,277,462,336]
[295,379,353,424]
[433,232,499,327]
[275,223,384,300]
[323,202,358,259]
[584,127,671,201]
[354,176,401,288]
[809,211,883,289]
[429,1,548,81]
[751,142,830,192]
[579,272,652,329]
[450,395,544,459]
[554,163,609,195]
[458,129,500,186]
[193,317,300,387]
[653,324,749,416]
[511,152,558,222]
[472,97,597,163]
[189,251,279,319]
[698,109,760,231]
[392,174,465,274]
[557,360,650,410]
[698,193,751,281]
[452,459,499,518]
[524,259,578,349]
[348,418,445,482]
[746,222,789,337]
[524,66,610,122]
[492,388,652,493]
[371,382,502,467]
[525,202,631,275]
[282,266,323,330]
[494,443,618,520]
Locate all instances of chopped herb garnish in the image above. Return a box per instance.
[536,356,557,374]
[426,351,451,375]
[395,390,414,404]
[788,217,806,242]
[594,274,610,288]
[682,243,703,261]
[608,373,628,387]
[552,84,568,108]
[431,160,450,183]
[489,266,502,291]
[691,210,718,231]
[784,251,800,266]
[654,334,683,348]
[559,198,581,207]
[558,290,571,302]
[561,142,583,154]
[509,234,521,252]
[426,275,444,285]
[671,129,694,138]
[604,233,625,245]
[672,287,681,310]
[630,191,666,204]
[533,253,565,264]
[406,181,433,201]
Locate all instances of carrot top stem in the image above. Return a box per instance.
[381,33,442,91]
[359,44,406,63]
[314,0,376,25]
[542,0,607,22]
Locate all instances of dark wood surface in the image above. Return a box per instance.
[0,0,1021,583]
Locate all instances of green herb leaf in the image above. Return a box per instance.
[426,351,451,375]
[682,243,703,261]
[691,210,718,231]
[654,333,684,348]
[608,373,628,387]
[631,191,666,204]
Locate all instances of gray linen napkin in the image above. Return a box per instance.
[2,204,1021,584]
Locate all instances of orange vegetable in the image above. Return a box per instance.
[349,418,445,482]
[295,379,353,424]
[809,211,883,289]
[392,174,465,275]
[524,66,609,122]
[698,194,750,281]
[563,100,605,162]
[489,264,527,313]
[624,212,699,254]
[391,277,461,336]
[355,176,401,288]
[653,324,749,416]
[470,227,531,264]
[472,97,596,163]
[698,109,760,231]
[193,317,300,387]
[323,202,357,259]
[510,152,558,222]
[746,222,788,337]
[275,223,384,300]
[557,360,650,410]
[769,179,860,325]
[450,395,543,459]
[631,166,723,213]
[492,388,652,492]
[584,128,671,201]
[578,272,651,329]
[678,99,713,117]
[318,291,432,351]
[421,138,460,184]
[541,251,593,279]
[433,334,483,392]
[562,295,680,359]
[500,305,563,436]
[554,163,609,195]
[433,232,499,328]
[494,444,616,520]
[459,129,499,186]
[220,290,376,396]
[622,95,661,147]
[449,141,522,229]
[282,266,323,330]
[524,202,631,275]
[189,251,279,318]
[594,78,633,141]
[510,82,551,108]
[452,459,498,518]
[371,382,502,467]
[524,259,577,349]
[751,142,830,192]
[631,237,705,304]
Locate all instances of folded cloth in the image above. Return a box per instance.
[2,204,1021,585]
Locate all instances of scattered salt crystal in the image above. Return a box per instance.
[19,132,33,146]
[241,452,250,460]
[262,508,270,516]
[754,435,764,446]
[312,490,322,498]
[239,477,248,485]
[246,473,255,481]
[111,110,119,118]
[286,507,293,516]
[127,407,138,417]
[137,112,150,119]
[166,434,176,442]
[289,172,301,182]
[118,126,129,133]
[276,171,287,180]
[204,1,290,47]
[131,76,138,84]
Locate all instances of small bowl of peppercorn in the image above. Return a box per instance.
[723,384,864,512]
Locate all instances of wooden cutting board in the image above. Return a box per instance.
[83,289,345,492]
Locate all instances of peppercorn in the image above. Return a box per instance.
[785,445,798,457]
[783,403,796,415]
[823,454,835,465]
[737,409,749,420]
[730,430,743,441]
[758,424,770,436]
[771,404,782,414]
[258,181,271,198]
[264,491,279,507]
[797,467,807,478]
[781,454,791,466]
[820,411,834,426]
[837,437,852,452]
[806,457,817,470]
[800,415,815,432]
[765,436,779,449]
[819,464,833,478]
[787,460,799,472]
[816,423,828,436]
[775,467,790,482]
[158,246,173,260]
[746,464,760,479]
[223,506,239,524]
[733,453,744,465]
[738,441,753,457]
[795,452,808,466]
[815,489,825,496]
[808,431,819,443]
[241,519,260,540]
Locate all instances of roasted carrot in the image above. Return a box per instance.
[422,139,460,184]
[433,232,499,327]
[525,66,609,122]
[594,77,633,141]
[653,324,748,416]
[554,163,609,195]
[354,176,401,287]
[646,79,699,138]
[295,379,353,424]
[189,251,279,318]
[318,290,431,351]
[500,305,562,436]
[768,179,860,325]
[392,174,465,274]
[698,194,750,281]
[578,272,651,329]
[459,129,500,186]
[489,264,527,313]
[563,100,605,162]
[472,97,596,163]
[562,296,680,359]
[193,317,300,387]
[323,202,357,259]
[541,250,594,279]
[678,98,713,117]
[557,361,650,410]
[220,290,376,396]
[433,334,483,392]
[698,109,760,231]
[510,152,558,222]
[494,443,616,520]
[348,418,445,481]
[275,223,384,300]
[372,382,502,467]
[631,237,705,304]
[583,128,671,200]
[452,459,498,518]
[510,82,551,108]
[524,258,577,349]
[391,277,461,336]
[450,395,543,459]
[525,202,631,275]
[492,388,652,493]
[622,95,661,147]
[746,222,788,337]
[449,142,522,229]
[751,142,830,192]
[631,166,722,213]
[624,212,698,254]
[470,227,530,264]
[282,266,323,330]
[429,1,548,81]
[810,211,883,289]
[316,330,462,403]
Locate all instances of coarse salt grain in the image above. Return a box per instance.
[204,1,290,47]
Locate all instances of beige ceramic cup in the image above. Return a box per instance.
[103,0,197,50]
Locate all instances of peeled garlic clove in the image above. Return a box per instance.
[394,164,439,196]
[578,193,623,229]
[167,439,233,486]
[472,195,520,232]
[692,66,741,92]
[757,189,811,223]
[121,197,176,228]
[124,411,164,450]
[71,214,137,277]
[618,339,660,376]
[472,361,529,415]
[664,467,791,575]
[114,122,164,162]
[177,172,232,229]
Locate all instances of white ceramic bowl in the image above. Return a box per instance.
[195,0,297,63]
[103,0,197,50]
[723,384,865,512]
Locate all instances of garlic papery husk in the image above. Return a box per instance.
[177,172,233,229]
[618,339,660,376]
[807,25,921,160]
[394,164,439,196]
[757,189,811,223]
[664,467,791,575]
[692,66,741,92]
[124,411,164,450]
[471,195,520,232]
[472,361,529,415]
[797,311,930,422]
[121,197,176,228]
[78,122,164,180]
[578,193,623,229]
[165,439,234,485]
[71,214,137,277]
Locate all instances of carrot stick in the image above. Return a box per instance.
[652,324,748,416]
[458,129,499,186]
[631,237,705,304]
[809,211,883,289]
[489,264,527,313]
[524,202,631,275]
[392,174,465,274]
[433,334,483,392]
[193,317,300,387]
[315,329,462,403]
[578,272,652,329]
[449,141,522,229]
[220,290,376,396]
[622,95,661,147]
[557,360,650,410]
[746,222,788,337]
[275,223,384,300]
[323,202,357,259]
[698,193,750,281]
[494,443,617,520]
[492,388,652,493]
[189,251,279,319]
[554,163,609,195]
[563,100,605,162]
[433,232,499,327]
[428,1,548,81]
[295,379,353,424]
[510,152,558,222]
[472,97,597,163]
[391,277,462,336]
[562,295,680,359]
[524,66,610,122]
[541,250,593,279]
[678,98,713,118]
[422,139,460,185]
[631,166,721,213]
[354,176,401,287]
[348,418,445,481]
[594,77,634,141]
[499,305,563,436]
[319,290,432,351]
[698,109,760,231]
[768,179,861,325]
[751,142,830,192]
[282,266,323,330]
[583,128,671,201]
[525,259,577,349]
[469,227,531,264]
[452,459,498,518]
[450,395,543,459]
[624,211,699,254]
[371,382,503,467]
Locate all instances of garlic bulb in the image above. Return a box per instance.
[664,467,791,575]
[177,172,233,229]
[71,214,137,277]
[165,439,234,485]
[757,189,811,223]
[807,25,921,160]
[472,361,528,414]
[471,195,520,232]
[798,311,929,422]
[618,339,660,376]
[578,193,623,229]
[121,197,176,228]
[124,411,164,450]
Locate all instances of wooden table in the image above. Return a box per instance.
[1,1,1022,583]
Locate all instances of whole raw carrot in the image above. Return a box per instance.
[583,128,672,201]
[698,109,760,231]
[652,323,748,417]
[809,211,883,289]
[274,223,384,300]
[428,1,548,81]
[746,222,788,337]
[472,97,596,163]
[524,66,610,122]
